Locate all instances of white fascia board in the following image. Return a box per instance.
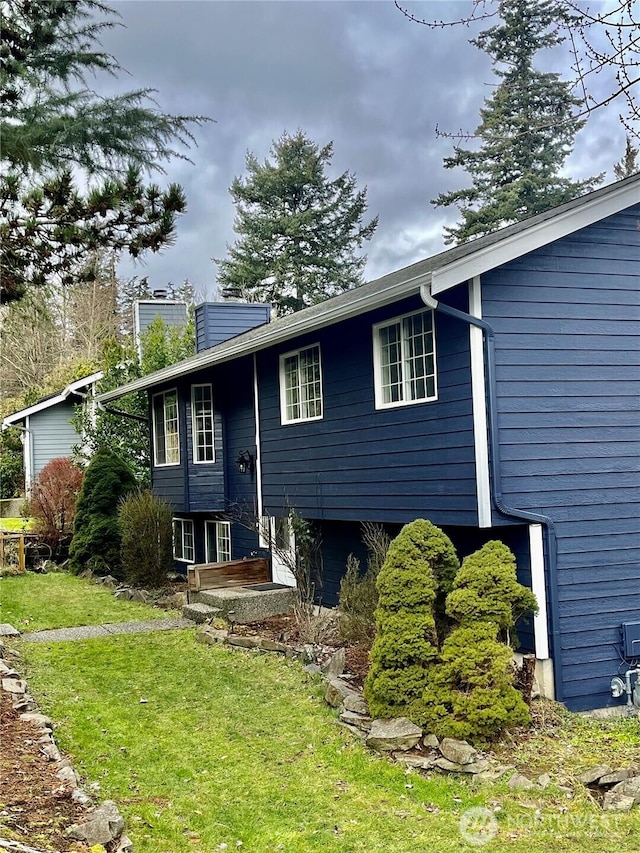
[98,271,432,403]
[2,392,67,426]
[2,372,104,427]
[431,180,640,294]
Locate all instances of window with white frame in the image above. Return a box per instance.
[191,384,215,463]
[173,518,194,563]
[373,309,437,408]
[280,344,323,423]
[152,389,180,465]
[205,520,231,563]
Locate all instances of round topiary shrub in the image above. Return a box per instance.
[364,519,459,722]
[119,490,174,588]
[421,621,531,741]
[445,539,538,644]
[69,449,137,577]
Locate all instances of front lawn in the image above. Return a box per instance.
[0,571,176,632]
[19,629,640,853]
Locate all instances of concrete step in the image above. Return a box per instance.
[191,584,297,623]
[182,602,222,624]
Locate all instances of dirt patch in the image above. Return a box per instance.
[0,687,91,852]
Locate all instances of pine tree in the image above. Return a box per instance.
[432,0,602,244]
[1,0,204,176]
[613,136,639,180]
[216,131,378,315]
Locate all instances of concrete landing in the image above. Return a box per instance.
[191,585,297,623]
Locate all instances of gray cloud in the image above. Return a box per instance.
[103,1,622,295]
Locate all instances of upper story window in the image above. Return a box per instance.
[373,309,437,409]
[191,384,214,463]
[152,389,180,465]
[280,344,323,424]
[173,517,194,563]
[205,520,231,563]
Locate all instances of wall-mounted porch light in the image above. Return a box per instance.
[235,450,254,474]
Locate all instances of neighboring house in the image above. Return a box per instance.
[2,372,103,493]
[99,174,640,712]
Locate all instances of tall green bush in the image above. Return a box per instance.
[446,540,538,644]
[119,490,173,588]
[69,449,136,577]
[421,540,538,741]
[364,519,459,721]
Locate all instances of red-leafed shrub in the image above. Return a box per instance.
[26,458,83,556]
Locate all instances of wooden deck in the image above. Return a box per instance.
[187,557,270,593]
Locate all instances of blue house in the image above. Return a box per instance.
[99,175,640,712]
[3,372,103,494]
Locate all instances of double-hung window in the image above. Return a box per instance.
[191,384,214,463]
[173,518,194,563]
[373,309,437,408]
[152,389,180,465]
[205,520,231,563]
[280,344,323,424]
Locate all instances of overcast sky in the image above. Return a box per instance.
[103,0,622,299]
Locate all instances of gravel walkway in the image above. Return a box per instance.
[20,618,195,643]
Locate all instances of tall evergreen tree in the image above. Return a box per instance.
[0,0,206,304]
[216,131,378,315]
[432,0,602,244]
[613,136,639,180]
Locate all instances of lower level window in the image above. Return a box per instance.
[173,518,195,563]
[205,520,231,563]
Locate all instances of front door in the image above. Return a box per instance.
[269,516,297,587]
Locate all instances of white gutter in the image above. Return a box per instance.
[99,271,433,403]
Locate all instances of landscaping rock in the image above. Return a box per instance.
[71,788,93,806]
[19,712,52,730]
[57,765,80,786]
[0,623,21,637]
[226,635,260,649]
[598,769,631,785]
[339,709,372,731]
[537,773,552,789]
[325,677,358,708]
[66,800,125,846]
[322,647,346,677]
[508,772,536,791]
[304,663,322,675]
[338,722,367,740]
[393,753,436,771]
[113,588,133,601]
[197,626,228,645]
[366,718,422,752]
[611,776,640,804]
[2,677,27,694]
[259,638,289,653]
[603,791,636,812]
[578,764,613,785]
[184,603,222,624]
[422,734,439,750]
[439,737,477,766]
[342,692,368,716]
[0,660,16,675]
[115,833,134,852]
[94,574,118,588]
[13,695,37,712]
[132,589,149,603]
[40,742,61,762]
[434,757,490,774]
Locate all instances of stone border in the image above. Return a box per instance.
[0,637,133,852]
[196,625,640,810]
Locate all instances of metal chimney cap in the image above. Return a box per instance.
[152,288,168,299]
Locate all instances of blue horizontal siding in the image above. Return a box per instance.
[259,291,479,527]
[483,202,640,711]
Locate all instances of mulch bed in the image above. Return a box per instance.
[0,688,91,852]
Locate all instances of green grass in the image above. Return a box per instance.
[18,629,640,853]
[0,572,176,632]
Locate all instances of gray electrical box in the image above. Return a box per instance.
[621,622,640,659]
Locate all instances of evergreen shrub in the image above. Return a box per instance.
[69,449,136,577]
[364,519,459,721]
[119,490,173,588]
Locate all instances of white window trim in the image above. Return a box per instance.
[372,308,438,410]
[191,383,215,465]
[173,517,195,564]
[204,520,231,563]
[152,388,180,467]
[279,343,323,425]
